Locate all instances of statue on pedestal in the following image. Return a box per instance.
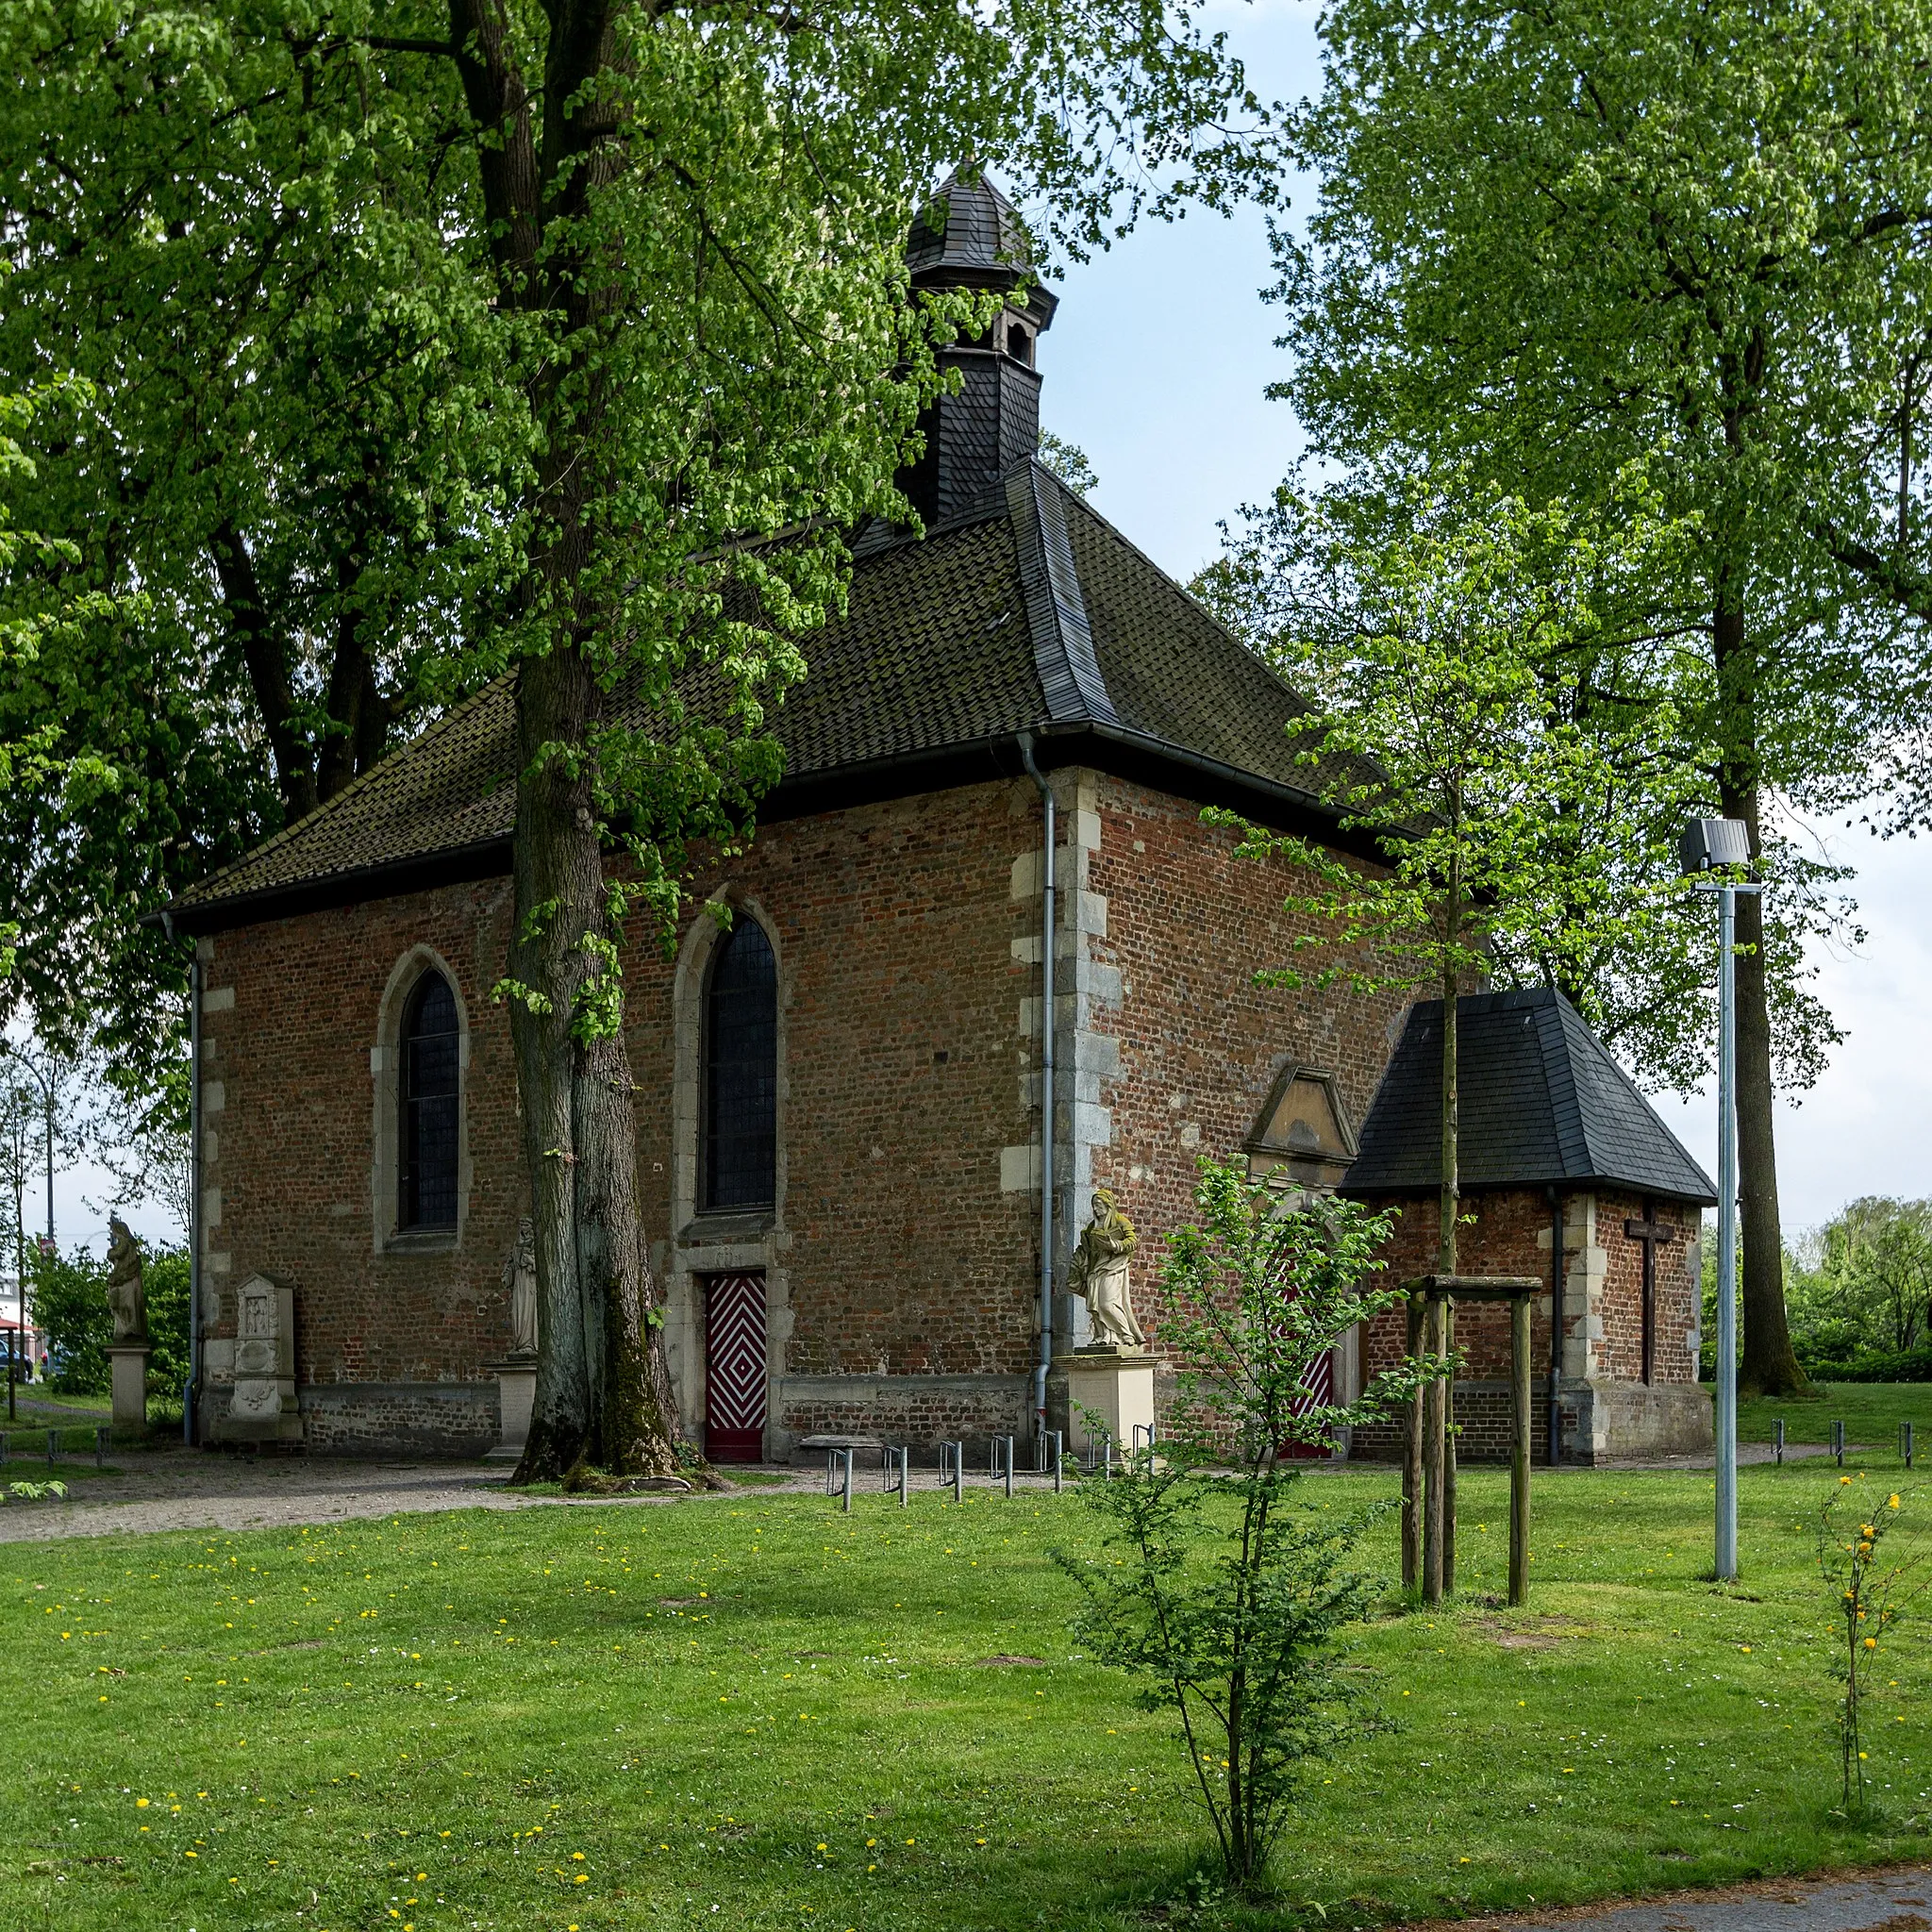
[505,1216,539,1358]
[1069,1189,1145,1350]
[105,1216,148,1343]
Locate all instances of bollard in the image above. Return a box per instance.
[1833,1419,1846,1467]
[1904,1422,1916,1471]
[47,1429,59,1466]
[95,1425,109,1468]
[1104,1438,1113,1480]
[1051,1430,1063,1493]
[953,1441,964,1507]
[841,1448,855,1514]
[1004,1436,1015,1498]
[899,1445,909,1508]
[1774,1418,1784,1465]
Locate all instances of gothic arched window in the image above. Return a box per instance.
[703,919,776,1212]
[399,971,460,1230]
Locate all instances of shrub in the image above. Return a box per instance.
[1817,1475,1925,1815]
[1797,1345,1932,1385]
[1055,1158,1433,1895]
[30,1245,111,1392]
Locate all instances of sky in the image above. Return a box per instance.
[22,0,1932,1258]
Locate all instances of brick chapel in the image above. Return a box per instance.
[165,173,1715,1469]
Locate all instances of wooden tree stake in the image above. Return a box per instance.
[1510,1290,1532,1605]
[1403,1290,1424,1591]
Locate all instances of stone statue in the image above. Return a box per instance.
[505,1217,538,1357]
[1069,1189,1145,1350]
[105,1215,148,1344]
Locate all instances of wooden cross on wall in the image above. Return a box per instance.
[1624,1207,1677,1386]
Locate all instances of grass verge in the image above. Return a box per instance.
[4,1460,1931,1930]
[1739,1381,1932,1449]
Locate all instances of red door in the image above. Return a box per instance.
[1279,1344,1337,1459]
[704,1272,768,1463]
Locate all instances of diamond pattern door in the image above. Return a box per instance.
[704,1272,768,1463]
[1279,1342,1336,1459]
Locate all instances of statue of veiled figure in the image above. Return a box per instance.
[1068,1189,1145,1350]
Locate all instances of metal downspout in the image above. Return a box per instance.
[1547,1185,1563,1469]
[1018,735,1055,1440]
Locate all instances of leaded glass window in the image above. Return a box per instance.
[703,920,776,1212]
[399,971,459,1230]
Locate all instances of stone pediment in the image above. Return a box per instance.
[1244,1064,1357,1188]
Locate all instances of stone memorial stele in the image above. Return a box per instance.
[104,1215,152,1436]
[220,1274,301,1443]
[1055,1189,1158,1454]
[488,1217,540,1459]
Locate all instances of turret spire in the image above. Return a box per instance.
[897,170,1058,526]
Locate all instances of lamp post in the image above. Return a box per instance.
[1678,818,1761,1583]
[2,1047,58,1421]
[0,1045,56,1250]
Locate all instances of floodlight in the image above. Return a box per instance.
[1677,817,1751,875]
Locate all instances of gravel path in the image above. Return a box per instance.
[1401,1865,1932,1931]
[0,1447,1058,1541]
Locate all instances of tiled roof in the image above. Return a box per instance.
[1341,989,1717,1207]
[174,461,1358,922]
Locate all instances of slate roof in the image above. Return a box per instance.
[906,171,1037,288]
[1341,989,1717,1207]
[172,460,1366,929]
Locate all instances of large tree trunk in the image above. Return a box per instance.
[452,0,694,1483]
[1725,776,1808,1397]
[505,646,684,1481]
[1713,583,1807,1399]
[507,645,601,1478]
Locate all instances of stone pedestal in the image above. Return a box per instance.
[216,1275,302,1444]
[1055,1347,1158,1455]
[487,1357,538,1460]
[108,1344,151,1438]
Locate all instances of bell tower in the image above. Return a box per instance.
[897,170,1058,527]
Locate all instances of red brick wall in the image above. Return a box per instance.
[1086,774,1408,1346]
[198,877,525,1390]
[625,779,1040,1381]
[1347,1185,1703,1461]
[195,766,1420,1452]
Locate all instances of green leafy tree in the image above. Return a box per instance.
[0,15,526,1096]
[4,1,1273,1477]
[1036,430,1100,498]
[1056,1159,1420,1895]
[1203,478,1674,1278]
[1810,1199,1932,1358]
[1277,0,1932,1394]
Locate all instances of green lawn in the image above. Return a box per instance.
[1739,1381,1932,1450]
[5,1462,1931,1931]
